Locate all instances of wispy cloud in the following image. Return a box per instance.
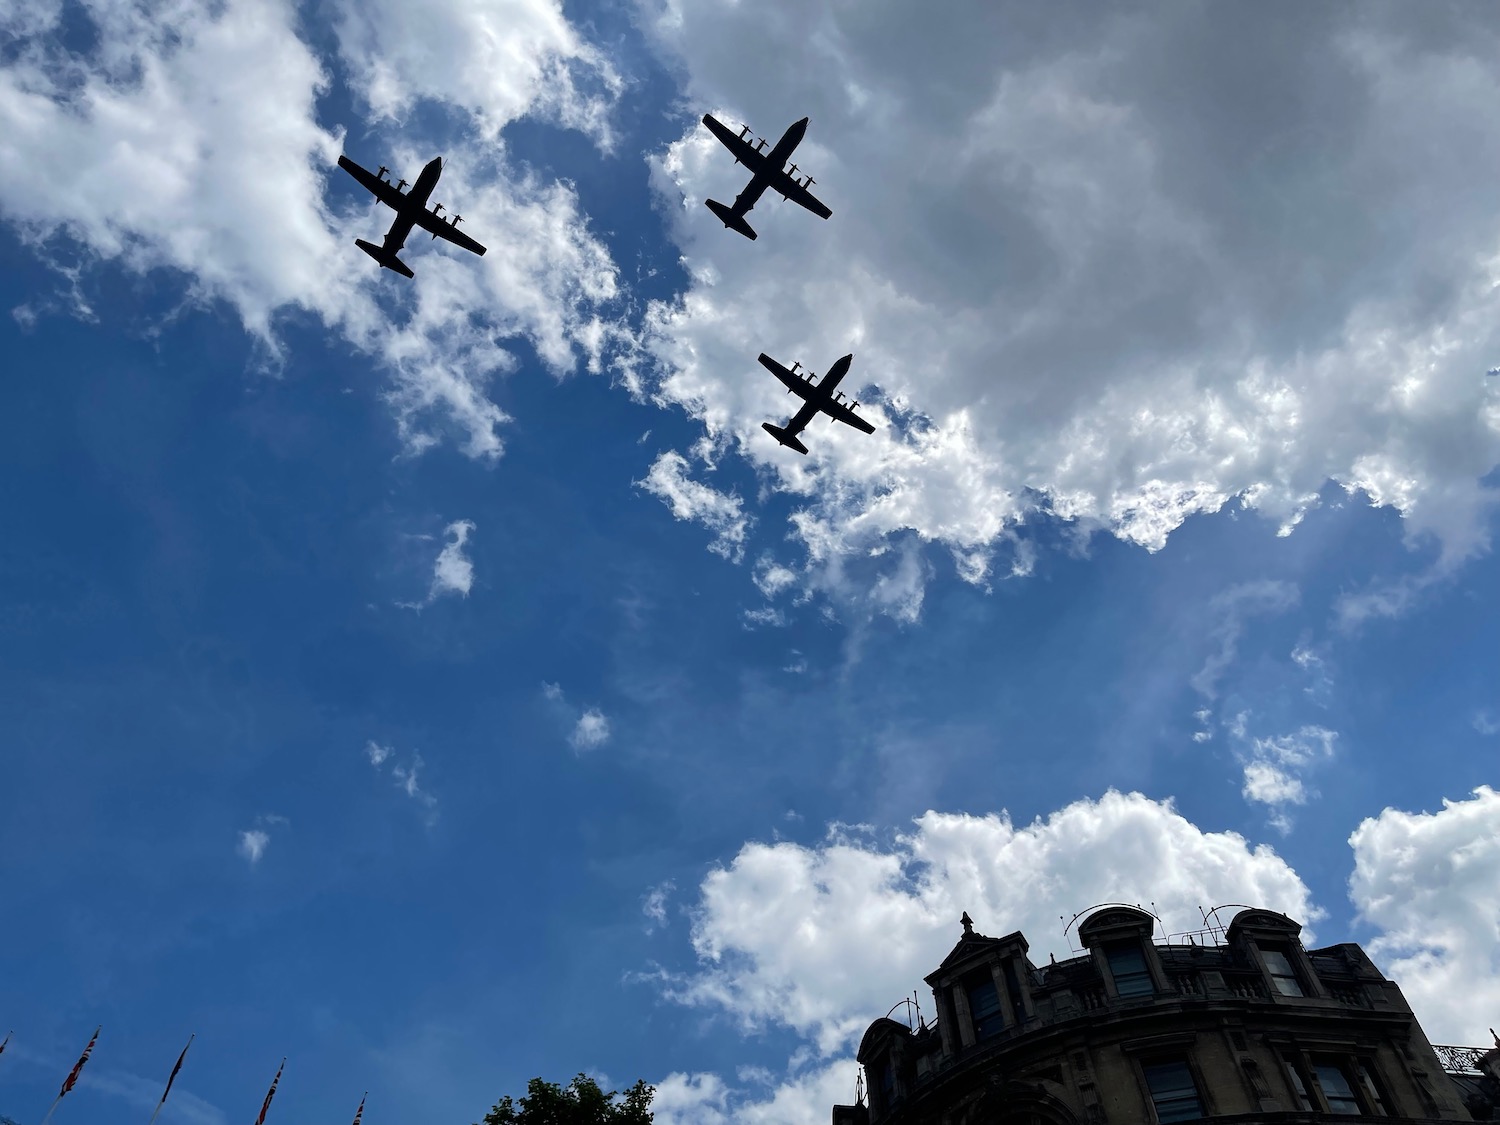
[1473,709,1499,736]
[1190,580,1300,704]
[642,880,675,933]
[237,829,269,865]
[1234,723,1339,833]
[365,742,439,824]
[236,813,288,865]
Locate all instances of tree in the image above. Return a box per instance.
[477,1074,654,1125]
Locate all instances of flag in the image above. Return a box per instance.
[147,1035,194,1125]
[255,1058,286,1125]
[351,1093,367,1125]
[159,1036,193,1105]
[60,1026,101,1097]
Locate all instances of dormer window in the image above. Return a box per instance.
[964,971,1004,1040]
[1106,941,1155,998]
[1260,947,1305,996]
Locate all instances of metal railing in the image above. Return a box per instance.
[1433,1043,1494,1075]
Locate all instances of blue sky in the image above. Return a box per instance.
[2,2,1499,1124]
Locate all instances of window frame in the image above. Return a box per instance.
[1258,944,1306,997]
[963,970,1005,1041]
[1139,1056,1206,1124]
[1105,939,1156,998]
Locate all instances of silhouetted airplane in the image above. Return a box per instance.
[758,352,875,454]
[337,154,486,278]
[701,114,831,240]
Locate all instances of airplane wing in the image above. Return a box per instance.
[771,170,832,219]
[821,398,875,434]
[414,208,487,256]
[703,114,767,174]
[338,155,404,209]
[758,353,815,399]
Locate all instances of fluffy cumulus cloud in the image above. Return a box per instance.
[1349,785,1500,1045]
[0,0,626,459]
[636,2,1500,608]
[333,0,622,146]
[663,791,1318,1055]
[652,1062,855,1125]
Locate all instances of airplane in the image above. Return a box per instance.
[758,352,875,454]
[700,114,831,240]
[336,154,486,278]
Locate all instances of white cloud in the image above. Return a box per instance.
[390,752,439,822]
[1349,786,1500,1044]
[1235,724,1339,832]
[544,683,613,752]
[637,450,752,562]
[1189,580,1300,703]
[365,741,439,823]
[570,707,612,751]
[1470,709,1498,736]
[664,791,1318,1054]
[636,2,1500,609]
[652,1062,854,1125]
[237,829,269,865]
[0,0,629,462]
[431,519,476,598]
[366,740,394,767]
[332,0,622,147]
[642,880,675,933]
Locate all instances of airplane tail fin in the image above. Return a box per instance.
[355,239,415,279]
[705,199,758,241]
[762,422,808,455]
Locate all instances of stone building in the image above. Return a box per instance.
[831,905,1500,1125]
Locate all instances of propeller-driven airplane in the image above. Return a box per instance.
[337,154,486,278]
[701,114,831,240]
[758,352,875,454]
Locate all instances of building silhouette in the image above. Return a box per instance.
[832,905,1500,1124]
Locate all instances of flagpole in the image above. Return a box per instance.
[146,1034,195,1125]
[42,1025,102,1125]
[38,1093,65,1125]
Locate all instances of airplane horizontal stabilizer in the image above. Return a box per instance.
[355,239,415,279]
[705,199,757,241]
[762,422,808,455]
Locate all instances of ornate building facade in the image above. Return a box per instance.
[831,905,1499,1125]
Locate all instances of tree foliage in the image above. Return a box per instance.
[477,1074,654,1125]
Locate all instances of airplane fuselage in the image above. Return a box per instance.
[806,353,851,406]
[764,117,809,171]
[382,157,443,252]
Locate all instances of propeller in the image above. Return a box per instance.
[738,124,751,139]
[377,165,390,180]
[451,215,463,227]
[396,179,408,192]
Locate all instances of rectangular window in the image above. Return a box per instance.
[879,1060,895,1106]
[1261,947,1305,996]
[1142,1059,1204,1123]
[1107,941,1155,997]
[1313,1062,1362,1115]
[965,974,1004,1040]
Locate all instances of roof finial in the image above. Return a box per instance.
[961,911,974,936]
